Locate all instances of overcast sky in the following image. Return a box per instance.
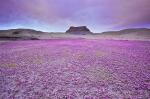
[0,0,150,32]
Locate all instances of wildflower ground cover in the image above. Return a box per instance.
[0,39,150,99]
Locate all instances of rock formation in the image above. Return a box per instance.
[66,26,92,34]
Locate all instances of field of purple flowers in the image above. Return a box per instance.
[0,39,150,99]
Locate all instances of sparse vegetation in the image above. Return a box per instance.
[0,39,150,98]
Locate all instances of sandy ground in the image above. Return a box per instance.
[0,39,150,99]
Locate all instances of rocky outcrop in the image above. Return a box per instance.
[66,26,92,35]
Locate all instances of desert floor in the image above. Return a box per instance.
[0,39,150,99]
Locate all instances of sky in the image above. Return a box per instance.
[0,0,150,32]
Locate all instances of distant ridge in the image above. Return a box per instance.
[101,28,150,34]
[0,28,150,40]
[0,29,45,40]
[96,28,150,40]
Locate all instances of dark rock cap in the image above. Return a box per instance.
[66,26,92,34]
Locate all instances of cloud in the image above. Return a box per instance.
[0,0,150,32]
